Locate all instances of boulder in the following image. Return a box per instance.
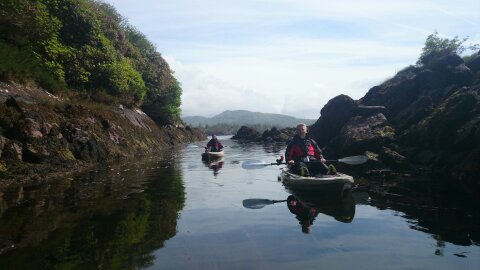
[466,54,480,73]
[450,64,474,85]
[309,94,357,145]
[427,53,464,71]
[331,113,394,156]
[261,127,293,142]
[24,118,43,139]
[378,147,411,170]
[2,141,22,160]
[71,136,107,161]
[232,126,261,141]
[22,144,49,163]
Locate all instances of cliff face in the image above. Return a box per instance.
[0,83,205,186]
[310,52,480,186]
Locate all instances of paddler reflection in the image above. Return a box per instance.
[202,159,224,176]
[287,189,355,233]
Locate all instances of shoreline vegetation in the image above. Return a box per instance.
[0,0,205,187]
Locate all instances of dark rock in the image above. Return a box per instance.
[71,136,107,161]
[261,127,293,142]
[49,123,61,137]
[451,64,473,85]
[378,147,411,170]
[100,118,112,129]
[0,136,7,159]
[3,141,22,160]
[23,144,49,163]
[41,122,52,135]
[310,94,357,145]
[427,53,464,71]
[466,54,480,73]
[5,96,23,113]
[356,105,386,117]
[392,96,433,131]
[24,118,43,139]
[232,126,261,141]
[331,113,394,156]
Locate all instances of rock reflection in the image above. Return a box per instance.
[363,181,480,251]
[0,157,185,270]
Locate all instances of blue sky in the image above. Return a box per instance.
[104,0,480,119]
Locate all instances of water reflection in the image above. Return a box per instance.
[242,189,356,234]
[365,182,480,250]
[202,158,224,176]
[287,189,355,233]
[0,156,185,270]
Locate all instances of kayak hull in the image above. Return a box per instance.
[280,168,354,191]
[201,151,224,160]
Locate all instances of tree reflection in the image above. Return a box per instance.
[0,158,185,270]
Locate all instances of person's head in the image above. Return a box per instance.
[212,134,217,139]
[301,223,311,234]
[296,123,307,139]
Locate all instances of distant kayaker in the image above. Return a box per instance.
[205,134,224,152]
[285,123,330,176]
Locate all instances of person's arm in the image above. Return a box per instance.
[311,139,326,162]
[218,141,224,149]
[285,143,298,165]
[285,142,293,162]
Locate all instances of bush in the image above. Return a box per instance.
[418,31,479,66]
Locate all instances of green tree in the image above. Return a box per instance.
[418,31,479,66]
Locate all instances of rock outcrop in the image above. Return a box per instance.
[232,126,295,143]
[309,51,480,187]
[0,82,205,186]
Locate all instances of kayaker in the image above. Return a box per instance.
[205,134,224,152]
[285,123,330,176]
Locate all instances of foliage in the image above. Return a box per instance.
[418,31,480,66]
[0,0,182,124]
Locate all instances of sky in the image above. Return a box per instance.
[103,0,480,119]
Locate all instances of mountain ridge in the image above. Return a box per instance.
[183,110,315,127]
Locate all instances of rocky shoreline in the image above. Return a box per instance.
[232,52,480,190]
[0,82,205,188]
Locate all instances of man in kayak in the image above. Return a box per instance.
[205,134,224,152]
[285,123,330,176]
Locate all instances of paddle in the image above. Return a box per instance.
[242,199,287,209]
[242,155,368,169]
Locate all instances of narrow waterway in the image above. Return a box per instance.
[0,136,478,270]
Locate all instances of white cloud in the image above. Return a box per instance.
[105,0,480,118]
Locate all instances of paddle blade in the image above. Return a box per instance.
[242,199,286,209]
[241,160,269,169]
[338,155,368,165]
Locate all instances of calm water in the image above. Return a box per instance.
[0,136,479,270]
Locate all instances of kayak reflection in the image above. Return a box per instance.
[242,189,356,234]
[287,189,356,233]
[202,158,224,176]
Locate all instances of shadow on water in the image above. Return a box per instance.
[356,176,480,251]
[0,155,186,270]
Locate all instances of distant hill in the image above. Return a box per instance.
[183,110,315,127]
